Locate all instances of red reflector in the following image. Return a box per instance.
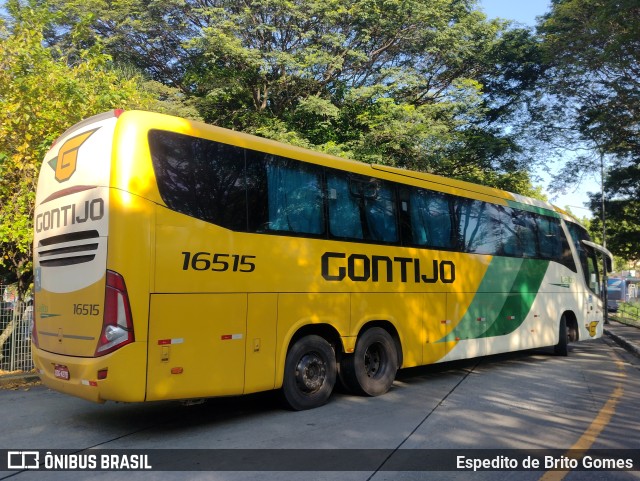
[221,334,242,340]
[171,367,184,375]
[97,369,108,380]
[158,339,171,345]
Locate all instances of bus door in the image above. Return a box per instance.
[580,241,607,330]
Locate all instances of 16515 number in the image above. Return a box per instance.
[74,304,100,316]
[181,252,256,272]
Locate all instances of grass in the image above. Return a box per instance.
[611,302,640,327]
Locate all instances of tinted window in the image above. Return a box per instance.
[538,216,572,266]
[400,187,453,249]
[458,199,503,255]
[253,154,325,236]
[502,208,536,258]
[150,128,577,267]
[149,130,247,231]
[567,222,598,285]
[327,171,397,243]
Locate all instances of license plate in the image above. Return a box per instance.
[54,365,70,381]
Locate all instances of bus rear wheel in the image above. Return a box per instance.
[282,335,336,410]
[341,327,398,396]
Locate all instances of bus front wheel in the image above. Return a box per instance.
[341,327,398,396]
[282,335,336,410]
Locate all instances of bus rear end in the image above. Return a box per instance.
[32,111,146,403]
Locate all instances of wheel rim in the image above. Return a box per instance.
[363,342,384,378]
[295,352,326,394]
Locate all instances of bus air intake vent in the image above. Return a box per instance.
[38,230,100,267]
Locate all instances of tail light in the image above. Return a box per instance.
[95,270,134,356]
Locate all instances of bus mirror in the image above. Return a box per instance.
[581,240,614,274]
[605,255,613,273]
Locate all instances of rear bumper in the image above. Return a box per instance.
[32,342,147,403]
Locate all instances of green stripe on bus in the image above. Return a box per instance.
[438,257,549,342]
[505,200,560,218]
[479,258,549,338]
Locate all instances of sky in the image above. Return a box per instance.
[479,0,601,216]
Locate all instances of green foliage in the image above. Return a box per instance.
[0,0,565,293]
[590,197,640,265]
[536,0,640,263]
[618,303,640,325]
[0,1,155,294]
[45,0,542,194]
[538,0,640,153]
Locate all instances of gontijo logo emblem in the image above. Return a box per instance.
[48,129,98,183]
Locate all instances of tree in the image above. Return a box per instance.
[539,0,639,157]
[0,1,154,296]
[589,177,640,267]
[45,0,543,195]
[536,0,640,260]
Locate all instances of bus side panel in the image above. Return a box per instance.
[525,292,562,347]
[424,293,456,365]
[244,293,278,394]
[444,293,491,360]
[146,294,247,401]
[107,189,155,345]
[274,293,350,389]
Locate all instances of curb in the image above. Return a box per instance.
[604,329,640,358]
[0,373,41,388]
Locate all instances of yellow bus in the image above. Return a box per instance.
[32,110,612,410]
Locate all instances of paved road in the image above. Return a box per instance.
[1,336,639,481]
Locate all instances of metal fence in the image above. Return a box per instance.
[0,284,34,374]
[618,302,640,326]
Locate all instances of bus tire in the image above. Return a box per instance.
[282,335,336,411]
[554,315,569,356]
[341,327,398,396]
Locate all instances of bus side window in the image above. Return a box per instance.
[246,153,325,236]
[501,208,535,258]
[538,217,576,270]
[399,186,452,249]
[149,130,248,231]
[327,171,398,244]
[458,199,503,255]
[566,222,599,293]
[327,172,363,239]
[194,139,248,231]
